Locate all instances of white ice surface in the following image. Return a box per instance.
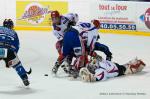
[0,31,150,99]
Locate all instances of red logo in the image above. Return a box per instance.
[144,8,150,29]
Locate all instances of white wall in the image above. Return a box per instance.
[0,0,16,25]
[0,0,91,25]
[68,0,91,22]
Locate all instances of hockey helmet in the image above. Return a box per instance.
[91,19,100,29]
[51,10,60,18]
[51,10,60,24]
[3,19,14,29]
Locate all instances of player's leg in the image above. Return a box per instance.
[115,58,146,75]
[114,63,126,76]
[52,53,64,74]
[52,40,63,74]
[52,41,75,74]
[69,36,87,78]
[60,34,85,77]
[52,33,74,75]
[3,49,30,86]
[94,42,112,61]
[55,40,63,55]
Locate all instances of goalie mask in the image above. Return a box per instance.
[79,58,101,82]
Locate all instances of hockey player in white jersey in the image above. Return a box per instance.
[79,56,146,82]
[51,11,78,41]
[50,11,79,74]
[74,20,112,61]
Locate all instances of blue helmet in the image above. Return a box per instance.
[3,19,14,29]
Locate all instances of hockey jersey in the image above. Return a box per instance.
[74,22,99,52]
[63,27,84,57]
[94,59,119,81]
[0,26,19,53]
[52,15,71,41]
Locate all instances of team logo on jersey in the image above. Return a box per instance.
[19,2,51,24]
[140,8,150,29]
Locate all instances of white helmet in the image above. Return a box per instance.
[66,13,79,25]
[73,13,79,24]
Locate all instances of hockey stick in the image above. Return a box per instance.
[26,68,32,75]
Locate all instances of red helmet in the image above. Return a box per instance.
[92,20,100,29]
[51,10,60,18]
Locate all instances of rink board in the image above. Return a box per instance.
[14,26,150,36]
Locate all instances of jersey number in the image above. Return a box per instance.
[63,17,69,24]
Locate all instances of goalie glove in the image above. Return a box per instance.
[79,67,96,82]
[124,58,146,75]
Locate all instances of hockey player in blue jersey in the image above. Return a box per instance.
[58,26,87,78]
[0,19,31,86]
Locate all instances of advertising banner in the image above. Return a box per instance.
[16,1,68,27]
[136,2,150,32]
[90,1,136,31]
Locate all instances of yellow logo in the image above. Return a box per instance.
[18,2,51,24]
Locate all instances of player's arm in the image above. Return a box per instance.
[62,16,73,28]
[15,31,20,50]
[52,24,64,41]
[53,30,63,41]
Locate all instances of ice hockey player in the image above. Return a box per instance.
[55,25,87,78]
[79,56,146,82]
[0,19,30,86]
[74,20,112,61]
[50,10,79,74]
